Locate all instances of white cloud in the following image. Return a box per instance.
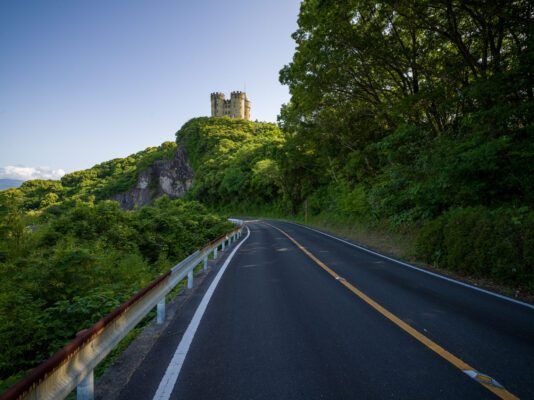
[0,166,65,181]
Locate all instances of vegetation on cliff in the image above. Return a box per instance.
[176,117,286,210]
[3,141,178,218]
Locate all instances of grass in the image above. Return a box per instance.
[229,207,534,303]
[230,207,418,261]
[302,213,418,261]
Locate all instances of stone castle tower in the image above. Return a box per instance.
[210,91,251,120]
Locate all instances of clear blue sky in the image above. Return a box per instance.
[0,0,301,179]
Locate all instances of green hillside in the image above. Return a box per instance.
[0,140,232,388]
[176,117,285,210]
[1,141,178,218]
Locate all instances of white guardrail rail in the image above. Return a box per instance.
[0,220,245,400]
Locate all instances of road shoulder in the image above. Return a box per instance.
[94,237,244,400]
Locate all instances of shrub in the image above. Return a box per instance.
[337,184,370,216]
[414,215,447,264]
[415,207,534,287]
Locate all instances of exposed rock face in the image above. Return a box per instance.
[112,145,194,210]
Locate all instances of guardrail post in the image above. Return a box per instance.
[188,270,194,289]
[214,246,218,259]
[222,240,225,251]
[77,370,94,400]
[204,255,208,271]
[157,298,165,324]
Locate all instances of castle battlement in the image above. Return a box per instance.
[211,91,250,120]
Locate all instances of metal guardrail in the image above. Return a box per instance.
[0,221,245,400]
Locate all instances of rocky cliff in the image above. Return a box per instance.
[112,145,194,210]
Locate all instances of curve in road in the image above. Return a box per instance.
[116,219,534,400]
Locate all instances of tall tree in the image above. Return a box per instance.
[279,0,534,217]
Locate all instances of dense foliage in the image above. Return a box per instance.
[0,196,232,384]
[276,0,534,287]
[176,117,286,210]
[415,207,534,283]
[0,140,234,387]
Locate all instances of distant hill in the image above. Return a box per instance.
[0,141,179,213]
[0,179,24,190]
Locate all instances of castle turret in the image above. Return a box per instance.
[210,92,226,117]
[231,91,246,119]
[245,97,251,121]
[210,91,250,120]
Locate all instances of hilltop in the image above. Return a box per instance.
[1,117,285,217]
[176,117,285,209]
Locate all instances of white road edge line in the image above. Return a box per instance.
[152,226,251,400]
[283,221,534,310]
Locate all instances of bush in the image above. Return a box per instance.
[415,207,534,287]
[337,184,370,216]
[414,215,447,265]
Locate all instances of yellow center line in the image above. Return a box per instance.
[264,222,519,400]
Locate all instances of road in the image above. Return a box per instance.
[116,219,534,399]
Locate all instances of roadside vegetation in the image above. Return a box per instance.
[0,194,232,390]
[273,0,534,293]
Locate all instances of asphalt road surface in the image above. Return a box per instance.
[117,219,534,400]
